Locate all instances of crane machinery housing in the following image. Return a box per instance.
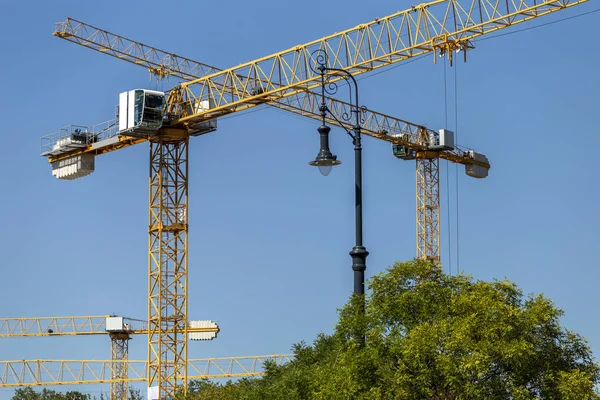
[32,0,586,398]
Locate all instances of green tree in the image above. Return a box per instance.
[19,261,596,400]
[12,387,142,400]
[11,388,92,400]
[12,388,40,400]
[184,260,600,399]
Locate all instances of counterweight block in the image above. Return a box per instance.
[51,154,95,180]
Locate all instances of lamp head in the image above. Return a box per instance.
[309,125,341,176]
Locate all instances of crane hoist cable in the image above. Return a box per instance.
[454,59,461,275]
[480,7,600,41]
[443,58,453,275]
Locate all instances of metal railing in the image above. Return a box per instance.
[41,119,119,156]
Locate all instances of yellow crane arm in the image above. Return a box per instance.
[0,355,293,387]
[44,100,488,170]
[46,22,490,170]
[167,0,585,125]
[271,92,489,168]
[0,316,108,337]
[0,316,218,337]
[53,18,220,81]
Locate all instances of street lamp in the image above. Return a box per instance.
[308,50,369,301]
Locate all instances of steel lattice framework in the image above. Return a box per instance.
[0,355,293,387]
[0,316,107,337]
[416,159,441,262]
[0,316,218,400]
[48,17,491,265]
[109,333,130,400]
[148,138,189,397]
[0,316,217,338]
[165,0,585,125]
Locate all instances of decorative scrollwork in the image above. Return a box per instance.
[339,105,367,124]
[311,49,365,132]
[359,106,368,125]
[323,74,340,96]
[309,49,329,75]
[341,108,352,123]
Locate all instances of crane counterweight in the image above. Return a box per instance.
[50,154,94,180]
[465,151,490,179]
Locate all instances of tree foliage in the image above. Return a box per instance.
[12,388,92,400]
[15,261,597,400]
[184,260,600,399]
[11,387,143,400]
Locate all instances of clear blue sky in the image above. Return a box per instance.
[0,0,598,397]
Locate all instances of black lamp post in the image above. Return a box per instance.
[308,50,369,302]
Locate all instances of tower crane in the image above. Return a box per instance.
[51,17,488,264]
[36,105,485,399]
[0,315,219,400]
[41,0,586,398]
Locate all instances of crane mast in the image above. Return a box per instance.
[147,136,190,396]
[109,331,130,399]
[40,0,586,397]
[417,158,441,261]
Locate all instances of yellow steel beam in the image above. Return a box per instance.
[54,0,579,168]
[416,158,441,262]
[52,0,588,162]
[109,333,129,400]
[0,316,107,337]
[0,316,218,337]
[48,17,493,270]
[0,355,293,387]
[147,139,189,398]
[52,18,221,81]
[51,0,586,167]
[166,0,585,125]
[45,106,489,172]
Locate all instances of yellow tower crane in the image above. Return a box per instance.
[37,110,485,398]
[51,17,489,264]
[0,318,290,394]
[42,0,586,397]
[41,85,487,399]
[0,316,221,399]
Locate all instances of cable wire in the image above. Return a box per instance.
[479,8,600,41]
[219,55,430,123]
[454,58,460,275]
[197,7,600,124]
[444,59,452,275]
[212,6,600,276]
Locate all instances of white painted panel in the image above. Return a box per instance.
[119,92,128,131]
[127,90,135,129]
[439,129,455,149]
[106,316,124,332]
[147,386,159,400]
